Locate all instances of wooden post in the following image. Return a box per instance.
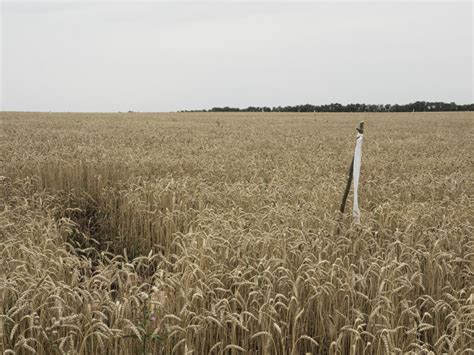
[339,157,354,214]
[339,121,364,215]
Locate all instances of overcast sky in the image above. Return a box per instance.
[1,1,472,112]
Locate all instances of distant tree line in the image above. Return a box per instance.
[181,101,473,113]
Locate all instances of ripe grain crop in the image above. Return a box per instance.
[0,112,473,354]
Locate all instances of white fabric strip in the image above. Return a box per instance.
[352,132,363,224]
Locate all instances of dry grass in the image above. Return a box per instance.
[0,111,473,354]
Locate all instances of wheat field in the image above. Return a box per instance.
[0,112,473,354]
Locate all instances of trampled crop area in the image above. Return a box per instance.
[1,112,473,354]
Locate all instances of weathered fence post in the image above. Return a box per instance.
[339,121,364,224]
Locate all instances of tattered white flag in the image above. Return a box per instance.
[352,130,364,224]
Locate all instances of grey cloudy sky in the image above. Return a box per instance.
[1,1,472,112]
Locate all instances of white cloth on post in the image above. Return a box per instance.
[352,132,363,224]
